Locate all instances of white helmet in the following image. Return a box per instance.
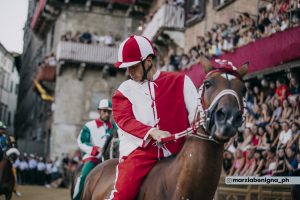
[98,99,112,110]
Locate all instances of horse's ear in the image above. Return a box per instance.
[199,56,213,73]
[237,62,248,78]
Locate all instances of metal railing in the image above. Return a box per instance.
[56,41,118,65]
[142,4,185,40]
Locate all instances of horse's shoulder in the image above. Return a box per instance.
[92,158,118,172]
[149,156,175,174]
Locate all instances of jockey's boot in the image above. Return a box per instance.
[73,161,97,200]
[73,176,82,200]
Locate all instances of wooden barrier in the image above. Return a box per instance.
[214,175,292,200]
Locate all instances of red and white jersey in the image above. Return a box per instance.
[112,70,198,157]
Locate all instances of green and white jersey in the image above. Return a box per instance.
[77,119,114,162]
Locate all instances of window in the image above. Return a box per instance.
[5,75,9,91]
[213,0,235,10]
[0,104,3,121]
[185,0,206,26]
[15,84,19,95]
[10,81,13,92]
[0,73,3,88]
[3,106,7,124]
[7,112,11,126]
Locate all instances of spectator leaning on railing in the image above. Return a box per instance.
[176,0,300,71]
[60,31,117,47]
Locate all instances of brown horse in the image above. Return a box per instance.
[81,57,248,200]
[0,150,15,200]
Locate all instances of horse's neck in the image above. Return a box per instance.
[170,136,224,198]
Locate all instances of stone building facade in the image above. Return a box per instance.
[17,0,146,157]
[0,43,20,134]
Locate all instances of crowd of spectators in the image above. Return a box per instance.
[60,31,119,47]
[157,0,300,72]
[13,152,81,188]
[223,72,300,177]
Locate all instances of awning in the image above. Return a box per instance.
[31,0,47,29]
[33,79,54,102]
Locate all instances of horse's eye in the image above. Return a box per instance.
[204,80,212,89]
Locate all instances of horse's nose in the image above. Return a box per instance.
[215,107,243,128]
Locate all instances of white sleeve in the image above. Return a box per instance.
[77,129,93,155]
[183,75,198,125]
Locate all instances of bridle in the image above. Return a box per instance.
[161,67,246,145]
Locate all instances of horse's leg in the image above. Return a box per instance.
[82,159,118,200]
[5,192,12,200]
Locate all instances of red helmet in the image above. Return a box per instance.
[115,35,156,68]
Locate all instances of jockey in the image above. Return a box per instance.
[73,99,115,200]
[109,35,198,199]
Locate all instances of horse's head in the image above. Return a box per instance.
[198,57,248,143]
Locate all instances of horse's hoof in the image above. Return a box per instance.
[15,191,22,197]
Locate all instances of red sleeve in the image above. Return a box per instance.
[112,90,152,139]
[91,146,99,156]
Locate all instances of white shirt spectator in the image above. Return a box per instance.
[46,162,52,174]
[13,158,20,169]
[37,161,46,171]
[48,56,56,67]
[104,35,113,46]
[279,129,292,145]
[51,164,59,173]
[19,160,29,171]
[223,38,233,51]
[98,36,106,44]
[280,20,289,31]
[92,34,100,44]
[28,158,38,169]
[51,160,60,173]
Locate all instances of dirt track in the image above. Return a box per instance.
[0,185,69,200]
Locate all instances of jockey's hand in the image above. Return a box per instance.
[149,129,171,143]
[97,147,103,154]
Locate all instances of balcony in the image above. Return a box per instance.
[142,4,185,41]
[183,26,300,88]
[31,0,61,38]
[56,41,118,65]
[36,64,56,82]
